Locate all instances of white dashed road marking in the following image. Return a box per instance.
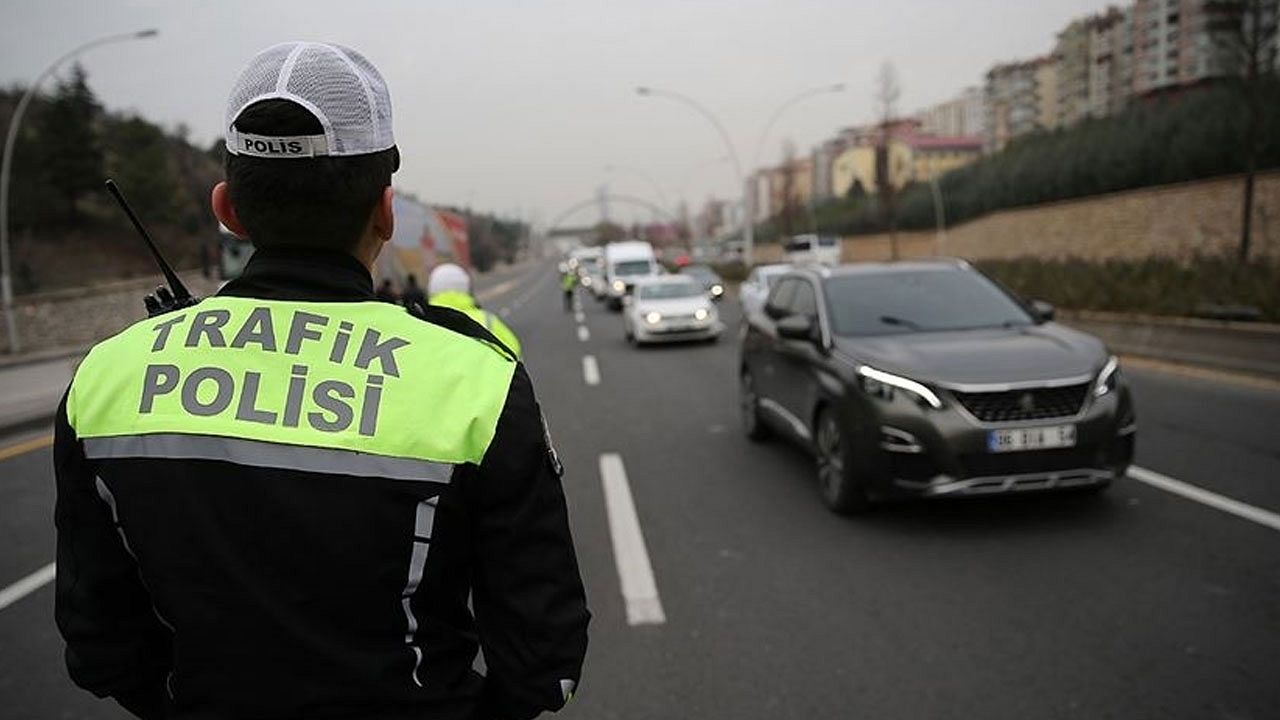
[1129,465,1280,533]
[582,355,600,386]
[0,562,55,612]
[599,453,666,625]
[577,326,590,342]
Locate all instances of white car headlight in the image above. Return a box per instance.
[644,311,662,324]
[711,284,724,296]
[856,366,943,409]
[694,307,709,321]
[1093,355,1120,397]
[612,280,626,292]
[581,276,592,287]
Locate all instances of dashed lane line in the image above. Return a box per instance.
[0,562,55,612]
[0,434,52,462]
[1129,465,1280,533]
[577,326,590,342]
[582,355,601,386]
[599,453,666,626]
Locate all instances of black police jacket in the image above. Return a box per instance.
[53,247,590,719]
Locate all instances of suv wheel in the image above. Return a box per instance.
[814,408,871,514]
[740,371,771,442]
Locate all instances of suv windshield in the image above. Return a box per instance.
[638,281,702,300]
[614,259,653,276]
[823,268,1034,336]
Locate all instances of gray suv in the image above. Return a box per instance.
[739,261,1136,513]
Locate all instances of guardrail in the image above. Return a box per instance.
[1060,310,1280,380]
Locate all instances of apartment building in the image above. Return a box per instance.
[917,86,987,138]
[1132,0,1245,95]
[984,56,1057,152]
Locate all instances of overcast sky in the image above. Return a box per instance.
[2,0,1113,226]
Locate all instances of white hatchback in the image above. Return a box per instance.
[623,277,723,346]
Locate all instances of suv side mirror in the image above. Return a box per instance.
[776,314,816,341]
[1029,299,1056,322]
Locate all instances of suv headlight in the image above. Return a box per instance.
[1094,355,1120,397]
[612,280,626,293]
[711,284,724,297]
[694,307,710,321]
[645,311,662,324]
[856,366,943,409]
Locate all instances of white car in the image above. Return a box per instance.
[739,263,791,321]
[623,276,723,346]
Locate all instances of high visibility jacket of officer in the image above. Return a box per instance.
[54,42,588,720]
[427,263,522,359]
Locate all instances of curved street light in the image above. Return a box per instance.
[636,82,844,266]
[750,83,846,172]
[1,28,158,354]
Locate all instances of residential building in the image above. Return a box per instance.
[917,87,987,138]
[1088,6,1135,117]
[984,56,1057,152]
[831,120,981,196]
[1132,0,1246,96]
[810,136,848,203]
[1056,18,1093,127]
[767,156,813,216]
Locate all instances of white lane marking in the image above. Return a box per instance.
[475,275,523,302]
[582,355,601,386]
[574,311,585,323]
[0,562,56,612]
[502,267,554,315]
[599,453,666,625]
[1129,466,1280,533]
[577,325,590,342]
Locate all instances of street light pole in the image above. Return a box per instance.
[637,83,844,267]
[635,86,750,264]
[0,28,157,354]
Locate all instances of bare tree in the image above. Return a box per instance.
[1218,0,1279,262]
[778,140,799,236]
[875,61,902,260]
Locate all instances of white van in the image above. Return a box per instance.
[783,234,841,266]
[603,241,660,310]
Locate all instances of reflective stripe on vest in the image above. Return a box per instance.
[67,297,516,467]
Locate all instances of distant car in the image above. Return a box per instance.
[783,234,840,266]
[679,264,725,301]
[739,263,791,320]
[623,276,723,346]
[604,240,661,311]
[739,261,1135,513]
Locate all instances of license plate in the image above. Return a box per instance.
[987,425,1076,453]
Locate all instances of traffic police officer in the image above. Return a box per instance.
[54,41,589,720]
[427,263,522,358]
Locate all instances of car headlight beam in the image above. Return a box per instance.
[644,311,662,325]
[1094,355,1119,397]
[856,366,943,409]
[612,280,626,293]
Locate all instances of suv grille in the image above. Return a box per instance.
[952,383,1089,423]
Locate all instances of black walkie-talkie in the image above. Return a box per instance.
[104,179,200,317]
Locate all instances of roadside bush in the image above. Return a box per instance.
[976,255,1280,322]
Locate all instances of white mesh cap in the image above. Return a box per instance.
[428,263,472,297]
[224,41,394,159]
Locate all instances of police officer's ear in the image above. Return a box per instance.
[372,186,395,242]
[211,182,249,239]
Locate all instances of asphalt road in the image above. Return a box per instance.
[1,260,1278,719]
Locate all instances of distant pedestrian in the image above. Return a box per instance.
[561,268,577,312]
[374,277,399,303]
[400,272,426,310]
